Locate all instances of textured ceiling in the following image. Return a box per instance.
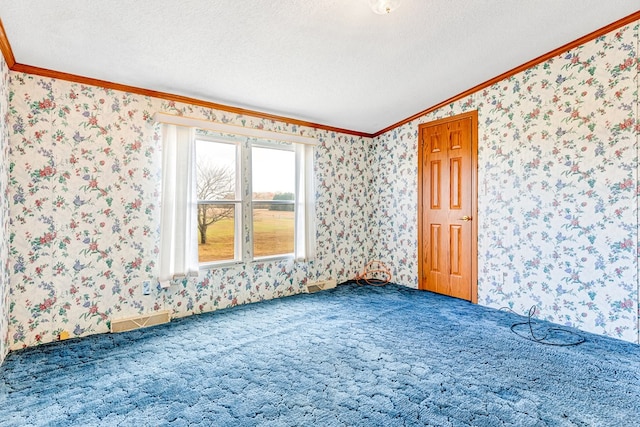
[2,1,639,134]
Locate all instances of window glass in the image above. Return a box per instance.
[252,147,295,258]
[252,146,295,195]
[252,206,294,258]
[197,140,236,199]
[198,204,236,263]
[196,140,239,263]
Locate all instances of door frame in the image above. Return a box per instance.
[417,111,478,303]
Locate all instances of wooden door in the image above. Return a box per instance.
[418,111,477,302]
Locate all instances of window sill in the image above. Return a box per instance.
[198,254,295,271]
[251,254,294,264]
[199,260,243,270]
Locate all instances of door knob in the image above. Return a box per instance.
[460,216,472,222]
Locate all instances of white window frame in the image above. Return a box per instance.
[196,134,314,269]
[154,113,316,273]
[249,140,297,262]
[195,135,243,267]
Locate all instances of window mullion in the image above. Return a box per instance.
[241,139,253,262]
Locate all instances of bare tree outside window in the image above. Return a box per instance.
[195,138,299,263]
[197,164,235,244]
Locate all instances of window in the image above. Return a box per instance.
[252,145,295,258]
[196,131,314,266]
[156,114,316,283]
[195,137,240,264]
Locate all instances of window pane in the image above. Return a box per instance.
[252,147,294,199]
[196,140,237,200]
[198,203,236,263]
[196,139,238,264]
[253,205,294,257]
[252,147,295,257]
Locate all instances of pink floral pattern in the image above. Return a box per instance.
[370,21,639,343]
[6,73,370,350]
[0,54,10,363]
[2,19,639,353]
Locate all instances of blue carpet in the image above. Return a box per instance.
[0,283,639,426]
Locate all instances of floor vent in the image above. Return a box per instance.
[110,310,171,333]
[306,279,337,293]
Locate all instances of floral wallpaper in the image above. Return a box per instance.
[4,18,639,355]
[370,21,640,343]
[7,75,370,350]
[0,54,10,363]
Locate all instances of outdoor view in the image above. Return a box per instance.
[196,139,295,263]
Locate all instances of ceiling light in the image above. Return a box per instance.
[369,0,401,14]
